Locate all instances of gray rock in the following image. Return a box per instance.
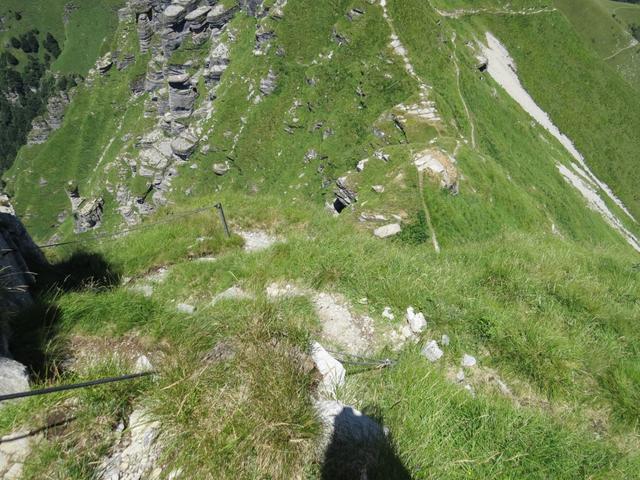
[461,354,477,368]
[213,162,230,176]
[0,357,29,398]
[65,186,104,233]
[421,340,443,362]
[176,303,195,314]
[239,230,277,252]
[371,185,384,193]
[27,91,71,145]
[334,177,357,211]
[134,355,154,373]
[405,307,426,333]
[304,149,319,163]
[259,69,278,95]
[96,409,162,480]
[0,429,38,480]
[347,8,364,21]
[96,53,114,74]
[311,342,345,396]
[373,223,401,239]
[211,286,254,305]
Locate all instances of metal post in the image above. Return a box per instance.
[215,203,231,237]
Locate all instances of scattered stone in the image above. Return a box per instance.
[259,69,278,95]
[461,354,477,368]
[373,223,401,239]
[359,213,388,223]
[265,282,306,299]
[455,369,465,383]
[134,355,154,374]
[441,334,450,346]
[347,8,364,21]
[211,286,253,305]
[133,284,153,297]
[371,185,384,193]
[464,384,476,396]
[176,303,195,314]
[185,5,212,24]
[356,158,368,172]
[311,342,345,397]
[239,230,277,252]
[207,3,238,28]
[27,91,71,145]
[213,162,230,176]
[332,29,349,45]
[381,307,394,321]
[373,150,390,162]
[304,149,319,163]
[405,307,426,334]
[145,267,168,284]
[421,340,443,362]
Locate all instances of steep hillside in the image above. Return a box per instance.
[555,0,640,90]
[0,0,122,172]
[0,0,639,478]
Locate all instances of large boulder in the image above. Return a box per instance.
[414,149,459,193]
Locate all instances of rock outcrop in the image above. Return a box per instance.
[27,91,71,145]
[0,194,47,398]
[66,185,104,233]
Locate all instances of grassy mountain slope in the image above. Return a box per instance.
[1,193,639,478]
[1,0,640,478]
[555,0,640,90]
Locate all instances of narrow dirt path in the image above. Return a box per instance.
[603,38,639,61]
[452,33,476,149]
[430,3,556,19]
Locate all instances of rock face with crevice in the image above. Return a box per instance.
[0,194,46,397]
[97,409,165,480]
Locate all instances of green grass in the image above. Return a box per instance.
[1,193,639,477]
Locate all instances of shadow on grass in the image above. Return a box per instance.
[8,250,120,381]
[320,404,412,480]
